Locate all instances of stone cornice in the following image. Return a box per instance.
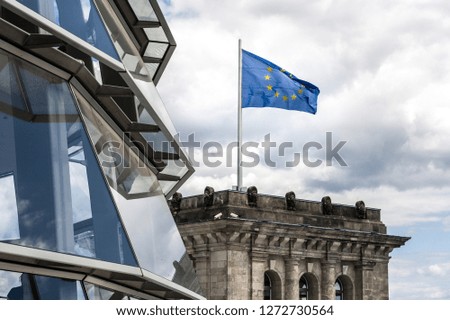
[177,219,409,260]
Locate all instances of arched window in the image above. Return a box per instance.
[335,279,344,300]
[299,273,319,300]
[263,271,282,300]
[263,273,272,300]
[299,276,308,300]
[335,275,353,300]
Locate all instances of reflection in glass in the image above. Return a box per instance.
[159,181,178,195]
[0,53,27,111]
[0,270,33,300]
[110,189,183,278]
[142,131,174,153]
[144,27,168,42]
[128,0,158,22]
[299,276,308,300]
[335,279,343,300]
[17,0,119,60]
[160,160,188,177]
[0,174,20,241]
[85,282,135,300]
[34,275,85,300]
[110,188,201,294]
[85,282,114,300]
[0,270,85,300]
[144,63,159,79]
[74,89,162,200]
[137,105,176,154]
[0,49,137,267]
[144,42,169,59]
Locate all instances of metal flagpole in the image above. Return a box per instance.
[237,39,243,190]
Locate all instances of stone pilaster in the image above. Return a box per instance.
[320,260,336,300]
[192,252,210,298]
[284,257,299,300]
[251,252,267,300]
[355,260,376,300]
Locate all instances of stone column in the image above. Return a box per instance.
[320,260,336,300]
[285,257,299,300]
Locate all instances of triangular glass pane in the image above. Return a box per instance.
[0,50,137,267]
[17,60,78,115]
[18,0,119,60]
[75,90,161,199]
[0,53,27,112]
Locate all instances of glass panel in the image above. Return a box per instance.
[0,49,137,267]
[84,282,133,300]
[75,89,162,199]
[34,275,85,300]
[0,53,27,111]
[335,280,343,300]
[144,27,168,42]
[17,60,78,115]
[142,131,174,153]
[159,180,177,195]
[85,282,114,300]
[144,42,168,59]
[17,0,119,60]
[160,159,188,177]
[128,0,158,22]
[0,174,20,241]
[137,106,174,155]
[144,63,159,79]
[110,188,201,294]
[137,105,157,125]
[0,270,34,300]
[299,277,308,300]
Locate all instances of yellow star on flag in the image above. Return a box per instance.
[265,75,271,80]
[282,95,288,101]
[291,94,297,100]
[275,92,279,98]
[298,89,303,94]
[267,67,273,72]
[267,85,273,91]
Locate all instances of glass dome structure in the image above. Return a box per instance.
[0,0,201,300]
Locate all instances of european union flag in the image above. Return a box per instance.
[241,50,320,114]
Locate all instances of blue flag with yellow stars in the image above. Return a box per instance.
[241,50,320,114]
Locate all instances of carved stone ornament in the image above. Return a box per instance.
[285,191,296,211]
[203,186,215,207]
[247,186,258,207]
[170,192,182,214]
[355,200,367,219]
[321,196,333,215]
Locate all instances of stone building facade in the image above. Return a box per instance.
[172,188,409,300]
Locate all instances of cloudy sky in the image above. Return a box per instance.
[156,0,450,299]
